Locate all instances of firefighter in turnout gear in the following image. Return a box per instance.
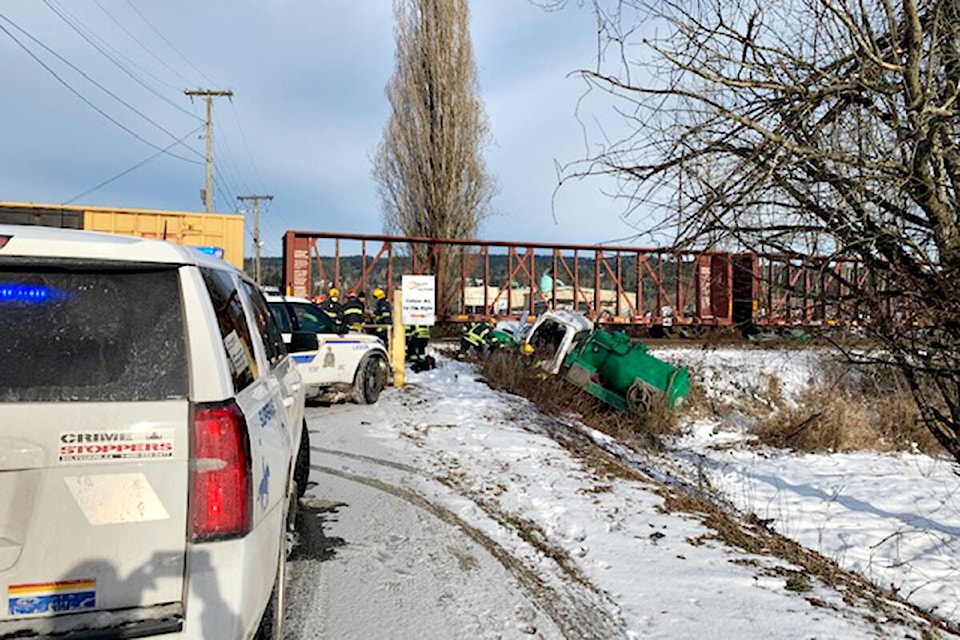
[343,290,366,332]
[404,324,416,360]
[460,319,496,356]
[371,288,392,346]
[320,288,344,334]
[406,323,434,371]
[413,324,430,357]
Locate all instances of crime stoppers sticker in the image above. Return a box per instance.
[59,429,174,463]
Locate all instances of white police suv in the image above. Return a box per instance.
[266,295,389,404]
[0,225,308,639]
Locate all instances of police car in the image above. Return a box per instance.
[0,225,308,639]
[266,294,390,404]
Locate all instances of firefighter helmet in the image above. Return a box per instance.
[372,288,385,300]
[328,287,340,299]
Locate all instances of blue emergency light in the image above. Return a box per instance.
[193,246,225,259]
[0,284,64,303]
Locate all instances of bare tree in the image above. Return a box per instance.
[373,0,496,301]
[552,0,960,461]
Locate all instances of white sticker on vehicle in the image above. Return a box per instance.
[58,429,174,463]
[63,473,170,525]
[224,329,248,375]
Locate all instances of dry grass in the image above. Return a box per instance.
[480,350,677,450]
[478,343,944,457]
[752,359,943,455]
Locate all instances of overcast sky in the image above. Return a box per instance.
[0,1,640,256]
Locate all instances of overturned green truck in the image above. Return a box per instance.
[517,311,690,414]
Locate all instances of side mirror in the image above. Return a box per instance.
[289,331,319,353]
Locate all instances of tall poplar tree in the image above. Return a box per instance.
[373,0,495,289]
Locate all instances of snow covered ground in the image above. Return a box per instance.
[294,346,960,638]
[654,346,960,624]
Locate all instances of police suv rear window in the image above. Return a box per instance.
[0,265,188,402]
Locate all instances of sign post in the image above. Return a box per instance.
[391,289,405,387]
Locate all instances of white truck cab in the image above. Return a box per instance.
[522,310,595,374]
[0,225,307,639]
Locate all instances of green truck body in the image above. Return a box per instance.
[521,311,690,415]
[563,329,689,413]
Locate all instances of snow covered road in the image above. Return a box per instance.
[284,418,568,639]
[282,358,955,639]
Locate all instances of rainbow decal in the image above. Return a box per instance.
[8,579,96,615]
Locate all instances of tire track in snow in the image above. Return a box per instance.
[313,446,619,607]
[311,454,626,640]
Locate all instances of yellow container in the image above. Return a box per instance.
[0,202,245,268]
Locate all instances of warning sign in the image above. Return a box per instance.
[401,275,436,326]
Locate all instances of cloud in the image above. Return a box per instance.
[0,1,649,257]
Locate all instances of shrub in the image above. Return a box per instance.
[753,359,942,455]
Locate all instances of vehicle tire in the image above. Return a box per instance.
[354,355,387,405]
[254,523,287,639]
[293,420,310,500]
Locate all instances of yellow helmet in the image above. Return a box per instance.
[372,288,385,300]
[328,287,339,298]
[522,343,535,356]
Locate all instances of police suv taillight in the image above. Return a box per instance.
[189,401,252,541]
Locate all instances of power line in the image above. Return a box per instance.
[229,101,266,188]
[213,164,244,213]
[90,0,193,90]
[255,199,285,256]
[0,13,201,164]
[212,104,253,198]
[63,124,205,205]
[124,0,217,87]
[43,0,201,120]
[211,172,235,214]
[41,0,202,124]
[226,100,294,234]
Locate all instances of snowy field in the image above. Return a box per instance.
[653,346,960,624]
[299,347,960,638]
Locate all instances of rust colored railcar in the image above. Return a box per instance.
[282,230,896,331]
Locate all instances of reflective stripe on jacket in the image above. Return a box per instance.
[343,298,365,329]
[373,299,392,325]
[463,321,492,347]
[320,299,343,325]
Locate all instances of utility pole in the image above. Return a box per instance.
[184,89,233,213]
[238,194,273,284]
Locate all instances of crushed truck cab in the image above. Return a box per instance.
[523,311,689,414]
